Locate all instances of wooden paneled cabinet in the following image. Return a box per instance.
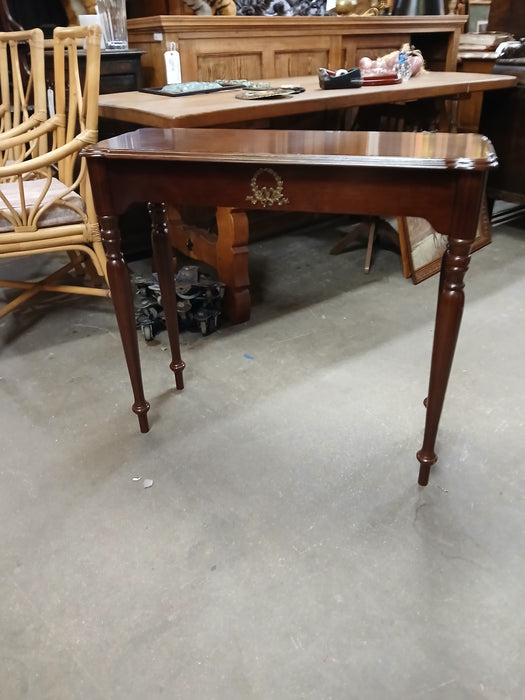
[127,15,467,87]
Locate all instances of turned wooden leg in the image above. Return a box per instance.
[148,202,185,391]
[215,207,251,323]
[417,176,484,485]
[100,214,150,433]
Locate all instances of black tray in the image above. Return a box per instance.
[140,83,239,98]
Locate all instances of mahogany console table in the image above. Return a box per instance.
[83,127,497,486]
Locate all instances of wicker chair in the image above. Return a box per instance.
[0,24,109,319]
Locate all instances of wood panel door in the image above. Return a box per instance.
[181,35,335,82]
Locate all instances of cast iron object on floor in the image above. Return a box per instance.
[134,265,225,340]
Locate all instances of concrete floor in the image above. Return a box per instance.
[1,213,524,699]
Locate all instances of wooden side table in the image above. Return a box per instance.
[83,127,497,486]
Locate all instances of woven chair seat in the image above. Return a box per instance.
[0,177,85,232]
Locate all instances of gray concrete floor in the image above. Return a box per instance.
[1,213,524,699]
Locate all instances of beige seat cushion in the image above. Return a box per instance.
[0,178,86,233]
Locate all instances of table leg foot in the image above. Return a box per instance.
[134,403,150,433]
[416,450,438,486]
[225,288,251,324]
[171,361,185,391]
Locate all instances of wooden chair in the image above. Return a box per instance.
[0,24,109,319]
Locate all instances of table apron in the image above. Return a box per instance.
[99,159,486,238]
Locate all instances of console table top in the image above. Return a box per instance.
[89,127,498,172]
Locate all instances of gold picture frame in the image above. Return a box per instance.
[398,200,491,284]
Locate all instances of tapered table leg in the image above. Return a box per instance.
[148,202,185,390]
[100,215,150,432]
[416,176,482,485]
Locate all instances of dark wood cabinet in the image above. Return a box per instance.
[479,0,525,206]
[487,0,525,36]
[97,49,145,94]
[126,0,192,17]
[480,65,525,206]
[6,0,67,36]
[45,48,145,95]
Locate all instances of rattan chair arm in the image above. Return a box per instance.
[0,110,50,141]
[0,129,98,178]
[0,114,64,149]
